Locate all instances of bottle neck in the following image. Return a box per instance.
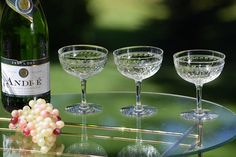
[5,0,41,22]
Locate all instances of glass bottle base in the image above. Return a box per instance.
[65,103,102,115]
[120,105,156,117]
[180,109,218,121]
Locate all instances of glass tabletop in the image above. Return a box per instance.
[0,92,236,156]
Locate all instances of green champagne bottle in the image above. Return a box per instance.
[0,0,50,112]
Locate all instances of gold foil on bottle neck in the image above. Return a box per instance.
[18,0,31,11]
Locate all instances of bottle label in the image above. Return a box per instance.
[1,57,50,96]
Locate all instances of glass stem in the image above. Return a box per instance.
[195,85,203,114]
[81,79,87,107]
[135,81,143,112]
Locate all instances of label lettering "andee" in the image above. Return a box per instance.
[4,77,42,87]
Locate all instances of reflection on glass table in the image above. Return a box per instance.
[0,92,236,156]
[2,133,64,156]
[65,114,107,156]
[118,116,160,157]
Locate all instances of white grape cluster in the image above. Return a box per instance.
[8,98,65,153]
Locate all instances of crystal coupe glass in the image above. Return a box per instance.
[173,49,225,121]
[58,45,108,114]
[113,46,163,117]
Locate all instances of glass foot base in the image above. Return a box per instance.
[121,105,156,117]
[180,109,218,121]
[65,103,102,115]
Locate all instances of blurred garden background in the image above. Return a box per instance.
[1,0,236,156]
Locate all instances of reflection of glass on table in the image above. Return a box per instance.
[65,114,107,156]
[118,116,160,157]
